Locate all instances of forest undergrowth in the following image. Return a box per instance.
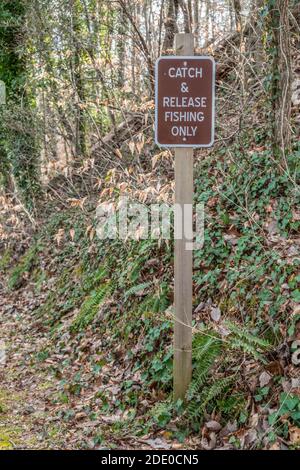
[1,118,299,448]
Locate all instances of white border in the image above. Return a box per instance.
[154,56,216,148]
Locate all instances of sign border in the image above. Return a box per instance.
[155,56,216,148]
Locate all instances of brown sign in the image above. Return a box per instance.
[155,57,215,148]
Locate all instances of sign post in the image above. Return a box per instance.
[155,33,215,400]
[173,33,194,403]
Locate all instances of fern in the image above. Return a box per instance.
[200,375,235,410]
[71,282,111,332]
[0,247,12,273]
[186,332,228,422]
[225,320,270,348]
[193,332,221,361]
[187,375,235,422]
[152,282,170,313]
[187,334,221,400]
[83,265,107,292]
[125,281,152,300]
[225,320,270,362]
[185,322,271,424]
[217,393,246,418]
[133,283,170,315]
[229,337,264,361]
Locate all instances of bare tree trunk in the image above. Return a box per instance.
[131,32,136,95]
[70,0,86,157]
[178,0,191,33]
[117,6,127,88]
[211,0,215,42]
[135,0,141,97]
[229,1,235,32]
[162,0,179,52]
[193,0,199,47]
[158,0,164,55]
[270,0,292,161]
[205,0,210,44]
[233,0,242,32]
[118,0,154,95]
[144,0,150,48]
[188,0,193,29]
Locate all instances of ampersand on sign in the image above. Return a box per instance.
[181,82,189,93]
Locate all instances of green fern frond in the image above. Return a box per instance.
[217,393,246,418]
[228,337,265,361]
[187,333,222,400]
[225,320,270,350]
[71,282,112,331]
[125,281,152,300]
[186,322,270,424]
[187,360,213,399]
[152,283,170,313]
[201,375,235,408]
[83,265,107,292]
[193,333,221,361]
[225,320,270,363]
[187,374,235,421]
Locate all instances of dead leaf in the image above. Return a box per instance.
[244,429,257,446]
[67,197,87,210]
[201,432,217,450]
[259,371,272,388]
[206,420,222,432]
[75,412,86,421]
[289,426,300,445]
[269,442,281,450]
[292,305,300,317]
[128,141,135,155]
[54,229,65,246]
[115,149,123,160]
[144,438,171,450]
[136,136,145,155]
[210,306,221,322]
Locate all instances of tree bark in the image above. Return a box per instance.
[269,0,292,161]
[233,0,242,32]
[162,0,179,52]
[193,0,199,46]
[70,0,86,157]
[179,0,191,33]
[117,6,127,88]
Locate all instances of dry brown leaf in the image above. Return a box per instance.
[289,426,300,445]
[128,141,135,155]
[67,197,87,210]
[69,229,75,241]
[54,228,65,246]
[115,149,123,160]
[210,306,221,322]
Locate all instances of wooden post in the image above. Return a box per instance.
[173,33,194,401]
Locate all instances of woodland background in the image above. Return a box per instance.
[0,0,300,450]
